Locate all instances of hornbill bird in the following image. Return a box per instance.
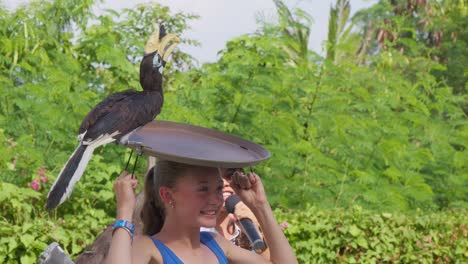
[46,25,180,210]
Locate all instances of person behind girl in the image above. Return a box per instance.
[106,159,297,264]
[202,171,270,258]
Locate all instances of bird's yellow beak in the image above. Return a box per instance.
[144,26,180,61]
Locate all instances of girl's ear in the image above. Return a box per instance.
[159,186,173,204]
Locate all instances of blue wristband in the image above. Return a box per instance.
[113,220,135,237]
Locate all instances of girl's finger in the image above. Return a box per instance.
[131,179,138,189]
[236,171,251,189]
[229,173,242,192]
[118,170,130,179]
[122,173,136,182]
[229,179,240,193]
[228,213,237,222]
[247,172,257,185]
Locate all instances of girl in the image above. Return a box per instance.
[106,159,297,264]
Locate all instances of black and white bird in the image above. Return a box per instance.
[46,25,180,210]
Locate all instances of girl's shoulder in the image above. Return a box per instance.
[206,232,234,256]
[132,235,163,264]
[208,232,270,264]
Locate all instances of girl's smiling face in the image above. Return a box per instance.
[171,166,224,228]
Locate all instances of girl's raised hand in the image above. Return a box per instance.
[229,171,268,210]
[114,171,138,220]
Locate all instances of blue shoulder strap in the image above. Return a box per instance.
[200,231,228,264]
[150,233,228,264]
[149,237,184,264]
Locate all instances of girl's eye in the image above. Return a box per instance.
[198,186,209,192]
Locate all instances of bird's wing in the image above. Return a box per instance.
[79,89,137,136]
[82,93,163,142]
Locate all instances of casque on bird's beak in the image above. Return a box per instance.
[144,25,180,62]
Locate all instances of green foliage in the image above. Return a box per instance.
[0,180,113,263]
[352,0,467,94]
[327,0,351,62]
[275,206,468,263]
[165,28,467,211]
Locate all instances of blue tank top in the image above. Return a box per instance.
[150,231,228,264]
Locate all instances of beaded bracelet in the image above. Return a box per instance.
[112,220,135,240]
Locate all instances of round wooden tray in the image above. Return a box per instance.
[124,120,270,168]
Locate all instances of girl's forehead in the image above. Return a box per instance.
[180,167,223,183]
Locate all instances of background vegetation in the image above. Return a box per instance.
[0,0,466,262]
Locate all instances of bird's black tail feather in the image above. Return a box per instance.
[46,144,88,210]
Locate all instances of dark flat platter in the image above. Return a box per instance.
[124,120,270,168]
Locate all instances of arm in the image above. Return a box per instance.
[228,171,298,264]
[105,171,155,264]
[249,200,296,264]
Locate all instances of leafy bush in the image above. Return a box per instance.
[0,157,119,263]
[166,34,467,211]
[276,206,468,263]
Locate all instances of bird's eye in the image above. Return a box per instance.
[153,55,164,74]
[153,55,163,68]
